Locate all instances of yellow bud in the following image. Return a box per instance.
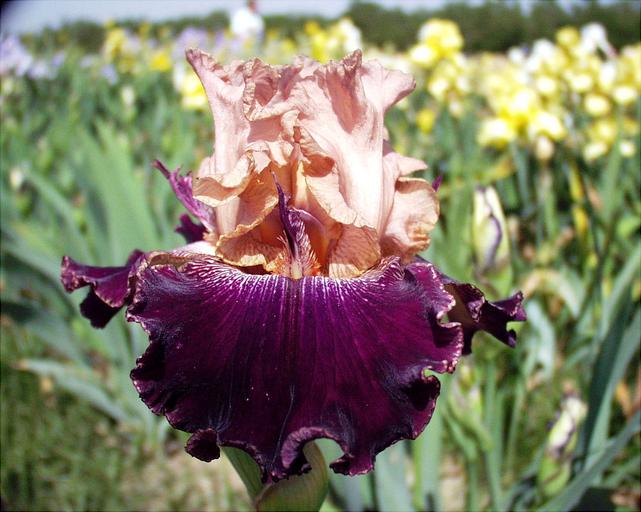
[620,140,636,158]
[416,108,436,134]
[410,44,437,68]
[478,118,517,148]
[530,111,566,141]
[535,135,555,161]
[567,72,594,93]
[613,85,637,106]
[427,76,450,101]
[535,75,559,98]
[584,93,611,117]
[557,26,580,48]
[149,49,172,72]
[583,141,609,161]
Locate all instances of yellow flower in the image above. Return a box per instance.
[179,71,207,111]
[530,111,566,141]
[149,49,172,72]
[478,117,517,148]
[584,93,611,117]
[534,135,555,161]
[427,76,450,101]
[583,141,608,161]
[612,85,637,106]
[620,140,636,158]
[556,26,580,49]
[589,118,618,145]
[419,19,463,55]
[535,75,559,98]
[416,108,436,133]
[103,27,127,62]
[305,20,322,36]
[410,44,437,68]
[497,88,540,129]
[410,19,463,68]
[307,18,361,63]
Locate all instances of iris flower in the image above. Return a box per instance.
[61,50,525,482]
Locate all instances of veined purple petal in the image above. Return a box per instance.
[127,255,463,481]
[60,250,145,328]
[408,258,526,354]
[175,213,206,243]
[153,160,216,233]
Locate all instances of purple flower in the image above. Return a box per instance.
[0,35,32,77]
[99,64,118,84]
[61,51,525,482]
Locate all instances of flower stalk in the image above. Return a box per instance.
[225,443,328,511]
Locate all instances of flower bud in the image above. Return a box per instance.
[537,393,587,498]
[472,186,510,275]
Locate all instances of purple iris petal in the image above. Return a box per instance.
[175,213,206,243]
[60,250,145,328]
[127,254,463,481]
[409,259,526,354]
[153,160,216,232]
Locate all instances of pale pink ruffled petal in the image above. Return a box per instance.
[381,178,439,261]
[187,49,438,277]
[186,50,250,189]
[383,140,427,178]
[187,50,291,244]
[328,223,380,278]
[210,170,279,255]
[361,59,416,114]
[215,229,284,270]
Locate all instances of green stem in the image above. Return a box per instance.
[467,460,479,512]
[510,142,529,208]
[413,406,443,511]
[505,380,525,478]
[224,443,329,512]
[223,447,264,500]
[483,363,503,511]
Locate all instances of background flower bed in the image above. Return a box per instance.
[1,4,640,511]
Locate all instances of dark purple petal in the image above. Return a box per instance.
[274,181,319,277]
[175,213,206,243]
[60,250,145,328]
[408,259,526,354]
[127,255,463,481]
[153,160,216,232]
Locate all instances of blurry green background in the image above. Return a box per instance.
[1,1,640,511]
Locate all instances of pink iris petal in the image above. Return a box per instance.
[186,50,439,277]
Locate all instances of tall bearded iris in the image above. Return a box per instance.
[61,50,525,482]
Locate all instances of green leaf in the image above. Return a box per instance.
[223,446,264,500]
[582,309,640,469]
[17,359,133,425]
[1,300,85,364]
[374,442,414,512]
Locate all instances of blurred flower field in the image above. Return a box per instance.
[1,11,640,512]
